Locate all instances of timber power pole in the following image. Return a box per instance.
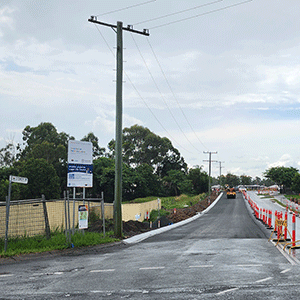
[203,151,218,202]
[218,161,225,187]
[88,16,149,238]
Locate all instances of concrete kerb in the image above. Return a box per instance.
[123,192,223,245]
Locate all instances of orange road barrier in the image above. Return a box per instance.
[284,211,288,240]
[292,213,296,247]
[274,211,278,232]
[268,210,272,229]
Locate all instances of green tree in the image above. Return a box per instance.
[14,158,60,199]
[187,166,209,195]
[292,173,300,194]
[263,166,299,192]
[224,173,240,187]
[19,122,74,194]
[162,170,192,196]
[132,164,160,198]
[240,175,252,186]
[81,132,105,159]
[108,124,187,177]
[0,143,15,167]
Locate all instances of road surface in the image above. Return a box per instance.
[1,192,300,299]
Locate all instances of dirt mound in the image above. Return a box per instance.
[88,193,219,238]
[168,194,217,223]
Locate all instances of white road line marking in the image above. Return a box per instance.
[0,274,13,278]
[237,264,262,267]
[90,269,115,273]
[189,265,214,268]
[255,276,273,283]
[139,267,165,270]
[281,268,291,274]
[215,287,239,295]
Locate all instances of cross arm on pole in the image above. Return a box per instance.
[88,16,150,36]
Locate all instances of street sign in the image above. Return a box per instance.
[9,175,28,184]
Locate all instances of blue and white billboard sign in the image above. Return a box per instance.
[67,140,93,188]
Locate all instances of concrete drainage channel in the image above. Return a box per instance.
[123,193,223,245]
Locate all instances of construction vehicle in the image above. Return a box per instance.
[226,186,236,199]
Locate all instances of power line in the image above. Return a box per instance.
[95,0,156,17]
[146,37,209,151]
[149,0,253,29]
[133,0,223,25]
[93,22,191,153]
[131,33,195,153]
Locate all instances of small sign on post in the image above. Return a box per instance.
[78,205,88,229]
[5,175,28,252]
[10,175,28,184]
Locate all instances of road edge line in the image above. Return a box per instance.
[123,193,223,244]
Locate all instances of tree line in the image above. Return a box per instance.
[1,122,299,202]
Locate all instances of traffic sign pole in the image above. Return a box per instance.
[5,175,28,252]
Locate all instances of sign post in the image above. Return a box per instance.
[5,175,28,252]
[67,140,93,231]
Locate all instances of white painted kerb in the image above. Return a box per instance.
[123,193,223,244]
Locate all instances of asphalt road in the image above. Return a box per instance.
[1,192,300,299]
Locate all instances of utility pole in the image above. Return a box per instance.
[88,17,149,238]
[203,151,218,202]
[218,161,225,187]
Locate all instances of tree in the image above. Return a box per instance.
[81,132,105,159]
[132,164,161,198]
[162,170,192,196]
[292,173,300,194]
[224,173,240,187]
[264,166,299,192]
[0,143,16,167]
[19,122,75,194]
[187,166,209,195]
[108,125,187,177]
[240,175,252,186]
[14,158,60,199]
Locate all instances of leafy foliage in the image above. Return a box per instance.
[264,166,299,190]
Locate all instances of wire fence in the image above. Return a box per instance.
[0,194,113,251]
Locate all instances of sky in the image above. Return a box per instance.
[1,0,300,179]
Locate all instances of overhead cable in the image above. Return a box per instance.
[93,23,191,153]
[95,0,156,17]
[149,0,253,29]
[131,33,196,153]
[146,37,209,151]
[133,0,223,25]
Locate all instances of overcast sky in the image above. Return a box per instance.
[1,0,300,179]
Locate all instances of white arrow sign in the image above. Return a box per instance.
[9,175,28,184]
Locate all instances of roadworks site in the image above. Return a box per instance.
[0,193,218,261]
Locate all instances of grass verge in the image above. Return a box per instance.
[0,231,119,258]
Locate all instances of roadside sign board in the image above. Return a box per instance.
[67,164,93,187]
[78,205,88,229]
[9,175,28,184]
[68,140,93,165]
[67,140,93,188]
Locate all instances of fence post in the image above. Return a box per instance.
[67,190,71,244]
[42,194,51,240]
[101,192,105,237]
[64,191,68,239]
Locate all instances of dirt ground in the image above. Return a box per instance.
[89,192,219,238]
